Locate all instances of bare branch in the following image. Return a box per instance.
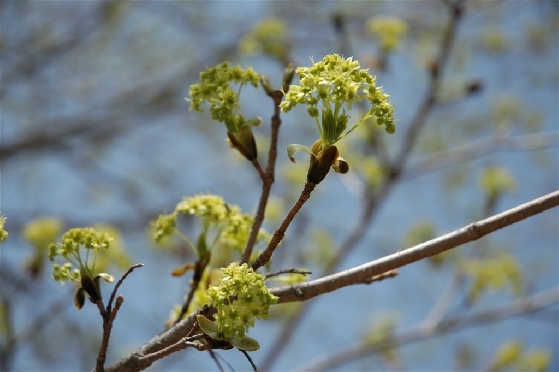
[95,264,144,372]
[271,191,559,304]
[107,264,144,316]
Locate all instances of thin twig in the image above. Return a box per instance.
[241,90,285,264]
[207,347,225,372]
[251,159,266,181]
[251,181,317,271]
[95,264,144,372]
[174,256,210,326]
[392,0,465,175]
[422,273,464,329]
[265,268,312,279]
[241,349,258,372]
[96,300,107,318]
[404,131,559,180]
[96,296,124,372]
[107,263,144,315]
[138,335,207,365]
[104,312,200,372]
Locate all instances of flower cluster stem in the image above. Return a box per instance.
[251,181,316,271]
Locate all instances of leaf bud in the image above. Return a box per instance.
[260,74,274,96]
[227,125,258,161]
[307,145,339,184]
[282,63,295,92]
[81,273,102,303]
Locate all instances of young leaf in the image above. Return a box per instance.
[171,263,196,277]
[286,144,314,163]
[196,315,221,339]
[230,335,260,351]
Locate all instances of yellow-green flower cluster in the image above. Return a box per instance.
[176,195,232,229]
[207,263,278,339]
[187,62,260,134]
[23,217,63,250]
[280,54,395,145]
[49,227,116,309]
[52,262,80,283]
[239,17,289,60]
[479,166,516,199]
[152,194,269,253]
[491,340,551,372]
[460,251,522,303]
[0,216,8,243]
[48,227,112,284]
[366,16,408,52]
[220,212,270,252]
[152,213,176,243]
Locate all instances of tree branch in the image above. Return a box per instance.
[103,191,557,372]
[95,264,144,372]
[270,191,559,304]
[251,181,316,271]
[241,90,284,264]
[104,312,199,372]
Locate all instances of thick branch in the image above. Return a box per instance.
[271,191,559,304]
[104,192,557,372]
[104,313,198,372]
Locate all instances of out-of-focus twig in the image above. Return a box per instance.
[404,131,559,180]
[298,286,559,371]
